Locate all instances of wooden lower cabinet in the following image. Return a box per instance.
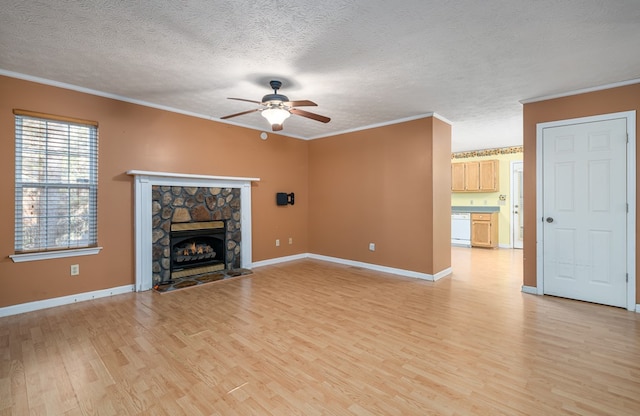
[471,212,498,248]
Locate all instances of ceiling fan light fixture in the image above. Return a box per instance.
[222,80,330,127]
[261,107,291,127]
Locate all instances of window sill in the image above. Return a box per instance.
[9,247,103,263]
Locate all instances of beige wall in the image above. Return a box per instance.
[308,117,451,275]
[451,152,523,246]
[0,75,451,308]
[522,82,640,303]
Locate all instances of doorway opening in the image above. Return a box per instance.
[511,161,523,249]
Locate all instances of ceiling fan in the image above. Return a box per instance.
[221,80,331,131]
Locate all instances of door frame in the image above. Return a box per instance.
[535,110,636,311]
[510,160,524,249]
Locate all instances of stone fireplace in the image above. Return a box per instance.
[127,171,258,292]
[152,185,241,284]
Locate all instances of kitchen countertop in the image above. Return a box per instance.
[452,206,500,213]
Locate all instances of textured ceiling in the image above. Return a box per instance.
[1,1,639,151]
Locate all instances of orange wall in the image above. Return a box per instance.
[432,118,452,273]
[307,117,451,275]
[0,75,309,307]
[522,83,640,303]
[0,75,451,309]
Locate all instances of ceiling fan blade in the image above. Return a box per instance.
[290,108,331,123]
[228,97,262,104]
[272,124,284,132]
[220,108,260,120]
[284,100,317,107]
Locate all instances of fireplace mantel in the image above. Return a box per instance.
[127,170,259,291]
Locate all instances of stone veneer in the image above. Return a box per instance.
[151,186,241,284]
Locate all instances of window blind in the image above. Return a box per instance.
[14,111,98,252]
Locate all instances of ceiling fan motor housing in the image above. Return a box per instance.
[261,93,289,104]
[262,80,288,104]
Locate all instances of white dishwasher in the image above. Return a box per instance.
[451,212,471,247]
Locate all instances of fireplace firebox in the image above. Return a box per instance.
[170,221,226,279]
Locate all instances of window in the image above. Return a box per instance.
[14,110,98,254]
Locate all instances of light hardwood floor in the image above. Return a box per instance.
[2,247,640,415]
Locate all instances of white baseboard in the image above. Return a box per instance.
[251,253,309,268]
[253,252,451,281]
[498,243,512,249]
[0,284,135,318]
[433,267,453,281]
[636,304,640,313]
[308,253,449,281]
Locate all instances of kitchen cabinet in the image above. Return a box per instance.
[451,163,466,191]
[471,212,498,248]
[465,162,480,191]
[478,160,498,191]
[451,160,499,192]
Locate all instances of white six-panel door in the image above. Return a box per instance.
[541,117,628,307]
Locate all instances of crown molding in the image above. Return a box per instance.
[520,78,640,104]
[1,69,453,141]
[0,69,302,139]
[305,112,452,140]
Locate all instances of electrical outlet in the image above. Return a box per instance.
[70,264,79,276]
[289,237,293,245]
[275,239,280,247]
[470,200,474,205]
[369,243,375,251]
[484,200,488,205]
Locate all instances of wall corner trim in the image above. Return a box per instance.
[0,284,135,318]
[252,253,446,281]
[521,285,538,295]
[432,113,453,125]
[308,253,438,280]
[433,267,453,281]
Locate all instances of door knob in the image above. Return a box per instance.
[546,217,554,223]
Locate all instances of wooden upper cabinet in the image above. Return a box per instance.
[479,160,499,192]
[451,163,466,191]
[450,159,499,192]
[465,162,480,191]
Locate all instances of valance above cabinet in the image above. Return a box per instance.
[451,160,499,192]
